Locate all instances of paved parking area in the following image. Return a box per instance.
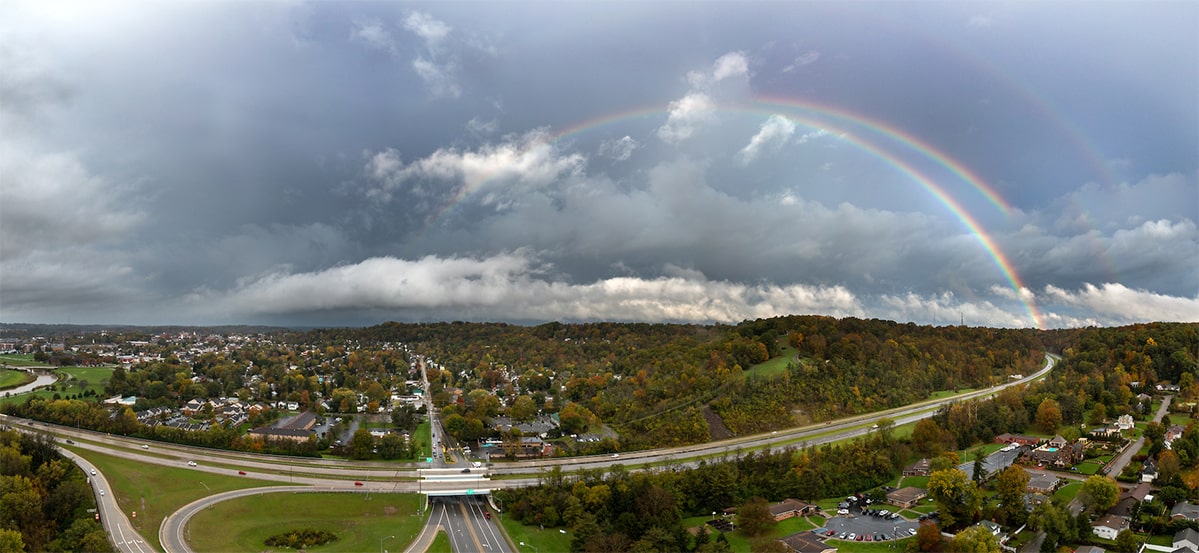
[819,513,920,542]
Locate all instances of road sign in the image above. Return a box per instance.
[466,489,474,495]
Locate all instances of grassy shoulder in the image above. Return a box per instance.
[428,530,454,553]
[0,368,34,389]
[68,445,279,551]
[186,492,424,552]
[500,513,573,553]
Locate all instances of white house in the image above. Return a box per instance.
[1092,514,1127,540]
[1117,414,1134,431]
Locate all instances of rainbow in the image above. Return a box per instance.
[421,104,1045,328]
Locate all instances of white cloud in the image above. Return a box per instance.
[657,92,715,143]
[687,51,749,88]
[361,129,585,204]
[403,11,451,47]
[782,50,820,72]
[188,250,863,323]
[412,57,462,98]
[465,117,499,137]
[1043,282,1199,324]
[349,18,396,54]
[738,114,796,163]
[598,136,639,161]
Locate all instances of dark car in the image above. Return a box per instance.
[461,468,471,473]
[354,481,363,486]
[484,512,491,520]
[238,470,247,475]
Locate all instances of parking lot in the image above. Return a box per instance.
[815,509,921,543]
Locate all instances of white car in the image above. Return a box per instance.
[90,469,96,475]
[141,445,149,449]
[99,490,105,496]
[187,461,197,467]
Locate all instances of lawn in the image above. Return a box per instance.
[1075,461,1103,475]
[0,365,114,406]
[69,445,279,551]
[0,353,43,366]
[826,536,916,552]
[415,420,432,459]
[428,530,453,553]
[0,368,33,389]
[186,492,424,552]
[1054,482,1082,502]
[500,515,573,553]
[746,344,799,378]
[899,475,929,489]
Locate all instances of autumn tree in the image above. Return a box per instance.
[1035,398,1062,434]
[509,395,538,422]
[1113,529,1144,553]
[949,524,999,553]
[736,497,777,537]
[349,428,374,460]
[916,522,942,552]
[993,465,1030,526]
[1079,475,1119,514]
[928,468,982,529]
[1157,450,1181,482]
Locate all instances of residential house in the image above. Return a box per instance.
[1142,458,1158,483]
[1089,426,1122,439]
[1091,514,1128,540]
[1073,547,1105,553]
[1171,501,1199,521]
[1176,528,1199,553]
[768,499,817,521]
[972,521,1006,544]
[1026,472,1059,494]
[1166,425,1186,448]
[779,532,836,553]
[903,458,931,476]
[1116,414,1134,431]
[1028,436,1083,468]
[994,433,1041,447]
[887,486,927,509]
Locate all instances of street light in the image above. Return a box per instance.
[380,534,395,553]
[519,541,539,553]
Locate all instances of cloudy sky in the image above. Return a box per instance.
[2,1,1196,329]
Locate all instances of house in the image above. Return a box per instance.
[994,433,1041,447]
[887,486,927,509]
[903,458,931,476]
[1166,425,1186,447]
[1176,528,1199,552]
[1170,501,1199,521]
[1026,472,1059,494]
[1073,547,1105,553]
[1116,414,1134,431]
[1142,458,1159,483]
[1089,426,1122,439]
[972,520,1006,543]
[779,532,837,553]
[768,499,817,521]
[1091,514,1128,540]
[1028,436,1083,468]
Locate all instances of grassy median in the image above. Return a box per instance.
[186,492,424,552]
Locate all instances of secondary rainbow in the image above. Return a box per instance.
[422,105,1045,328]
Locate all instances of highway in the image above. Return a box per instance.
[56,448,154,553]
[4,352,1058,552]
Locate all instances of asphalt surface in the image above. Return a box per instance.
[57,448,154,553]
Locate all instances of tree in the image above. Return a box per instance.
[1035,398,1062,434]
[509,395,538,422]
[378,433,405,460]
[928,468,982,529]
[1157,450,1181,482]
[949,525,1000,553]
[0,529,23,553]
[735,497,776,537]
[1113,529,1144,553]
[912,418,949,456]
[1079,475,1119,514]
[349,428,374,460]
[993,465,1030,525]
[916,522,942,552]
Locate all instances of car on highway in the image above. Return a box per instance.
[238,470,247,475]
[90,469,96,475]
[141,444,149,449]
[484,512,491,520]
[354,481,363,486]
[64,439,74,444]
[187,461,197,467]
[99,490,105,496]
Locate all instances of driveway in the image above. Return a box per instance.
[822,512,920,542]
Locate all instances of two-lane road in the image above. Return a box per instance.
[57,448,153,553]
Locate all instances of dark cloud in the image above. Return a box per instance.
[1,1,1194,328]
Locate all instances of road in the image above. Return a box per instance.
[57,448,154,553]
[428,496,510,553]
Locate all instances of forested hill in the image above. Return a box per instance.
[307,317,1045,449]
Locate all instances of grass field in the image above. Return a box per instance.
[1054,482,1082,502]
[746,344,799,378]
[415,420,432,459]
[0,368,33,389]
[0,365,113,406]
[428,530,453,553]
[825,536,917,552]
[0,353,43,366]
[500,515,573,553]
[1075,461,1103,475]
[186,492,424,552]
[69,445,279,551]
